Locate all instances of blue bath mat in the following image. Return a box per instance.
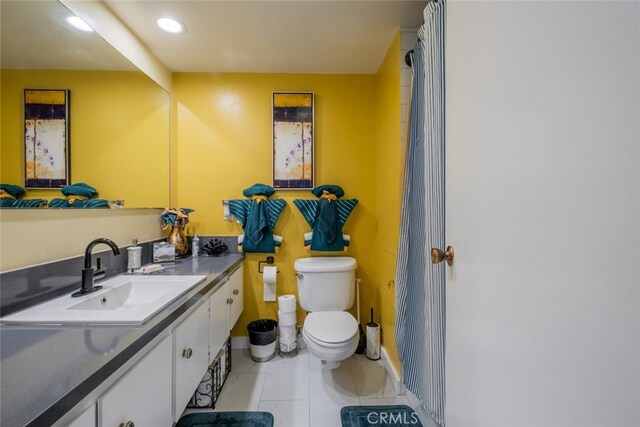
[177,412,274,427]
[341,405,422,427]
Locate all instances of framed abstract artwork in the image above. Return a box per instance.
[272,92,314,189]
[24,89,70,188]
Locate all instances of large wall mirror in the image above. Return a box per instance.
[0,0,170,208]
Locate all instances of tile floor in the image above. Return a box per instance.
[184,347,413,427]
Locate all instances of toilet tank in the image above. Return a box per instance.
[294,257,357,312]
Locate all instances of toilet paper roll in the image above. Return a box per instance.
[279,324,297,345]
[278,310,297,326]
[278,295,297,313]
[263,266,277,302]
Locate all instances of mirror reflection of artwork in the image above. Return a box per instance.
[272,92,314,189]
[24,89,69,188]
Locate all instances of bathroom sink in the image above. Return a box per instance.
[1,275,206,325]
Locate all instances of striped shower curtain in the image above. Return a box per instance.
[395,1,446,425]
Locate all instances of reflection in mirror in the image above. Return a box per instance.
[0,0,170,208]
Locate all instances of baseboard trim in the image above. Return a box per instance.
[405,388,441,427]
[381,346,404,396]
[230,336,248,349]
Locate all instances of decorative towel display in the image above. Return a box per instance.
[293,184,358,252]
[227,183,286,253]
[0,184,47,208]
[49,183,109,208]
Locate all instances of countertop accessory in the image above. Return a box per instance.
[127,239,142,273]
[200,238,228,256]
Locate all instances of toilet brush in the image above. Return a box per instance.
[355,278,366,354]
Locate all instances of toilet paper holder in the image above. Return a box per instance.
[258,256,279,273]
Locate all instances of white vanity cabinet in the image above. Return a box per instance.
[59,265,244,426]
[209,266,243,363]
[98,334,172,427]
[173,300,210,421]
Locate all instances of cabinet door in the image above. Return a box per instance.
[67,404,95,427]
[228,267,244,329]
[209,280,230,363]
[174,301,210,421]
[99,335,172,427]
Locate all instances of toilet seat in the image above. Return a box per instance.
[304,311,358,346]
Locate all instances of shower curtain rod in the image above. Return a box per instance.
[405,0,438,67]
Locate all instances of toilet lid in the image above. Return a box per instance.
[305,311,358,344]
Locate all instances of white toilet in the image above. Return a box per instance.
[294,257,359,368]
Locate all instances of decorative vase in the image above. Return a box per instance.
[167,217,189,258]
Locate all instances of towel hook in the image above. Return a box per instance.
[258,256,279,273]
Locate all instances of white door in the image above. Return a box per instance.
[445,2,639,427]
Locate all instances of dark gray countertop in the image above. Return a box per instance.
[0,254,243,427]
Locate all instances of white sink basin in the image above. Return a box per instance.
[1,275,206,325]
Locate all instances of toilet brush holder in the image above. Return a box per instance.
[366,307,380,361]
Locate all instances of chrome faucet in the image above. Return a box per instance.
[72,238,120,297]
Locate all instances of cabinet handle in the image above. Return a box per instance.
[119,422,134,427]
[233,289,239,295]
[182,348,193,359]
[227,298,233,304]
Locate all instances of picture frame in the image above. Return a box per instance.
[272,92,314,190]
[24,89,70,189]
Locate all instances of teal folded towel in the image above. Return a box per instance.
[61,183,98,198]
[0,184,26,199]
[243,183,275,197]
[48,198,109,208]
[311,184,344,198]
[227,198,286,253]
[160,208,194,227]
[0,198,47,208]
[315,198,339,244]
[245,200,270,246]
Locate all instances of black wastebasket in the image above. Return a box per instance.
[247,319,278,362]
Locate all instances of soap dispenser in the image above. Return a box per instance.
[127,239,142,273]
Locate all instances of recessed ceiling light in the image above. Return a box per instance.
[66,16,94,32]
[156,17,185,34]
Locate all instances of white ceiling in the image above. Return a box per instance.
[0,0,136,71]
[103,0,427,73]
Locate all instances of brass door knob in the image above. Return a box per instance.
[431,246,454,266]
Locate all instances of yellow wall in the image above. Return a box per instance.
[173,73,380,335]
[0,69,170,207]
[375,33,403,372]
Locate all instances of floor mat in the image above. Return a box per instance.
[341,405,422,427]
[177,412,274,427]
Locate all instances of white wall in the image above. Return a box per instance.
[0,209,162,271]
[446,1,639,426]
